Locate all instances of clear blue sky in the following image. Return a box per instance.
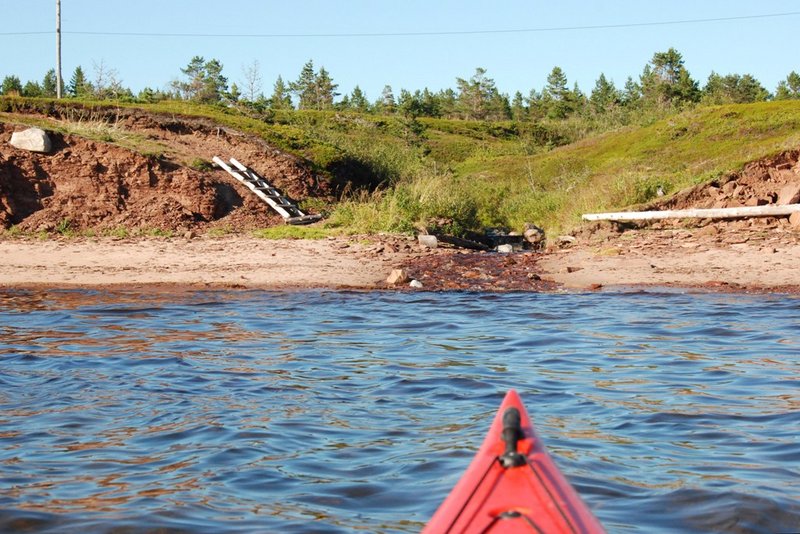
[1,0,799,100]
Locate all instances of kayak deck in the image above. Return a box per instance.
[422,390,604,533]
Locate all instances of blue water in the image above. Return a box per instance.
[1,289,799,533]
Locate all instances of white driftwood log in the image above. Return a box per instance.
[582,204,800,221]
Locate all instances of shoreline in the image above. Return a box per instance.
[1,228,799,293]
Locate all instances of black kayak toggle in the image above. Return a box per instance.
[499,407,527,468]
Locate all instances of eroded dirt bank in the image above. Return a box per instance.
[0,112,329,233]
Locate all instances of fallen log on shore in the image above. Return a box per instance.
[583,204,800,221]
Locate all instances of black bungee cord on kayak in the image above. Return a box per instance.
[499,407,527,468]
[492,408,552,532]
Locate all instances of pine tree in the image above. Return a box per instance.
[544,67,568,99]
[378,85,395,114]
[172,56,228,103]
[775,71,800,100]
[736,74,770,102]
[270,75,293,109]
[703,72,769,104]
[22,80,42,97]
[68,66,92,98]
[511,91,527,121]
[543,66,574,119]
[641,48,699,109]
[398,89,422,117]
[314,67,339,110]
[290,60,317,110]
[228,82,241,103]
[349,85,370,112]
[674,68,700,104]
[651,48,684,85]
[438,88,458,118]
[590,73,620,114]
[571,82,587,116]
[175,56,206,100]
[702,71,724,104]
[419,88,441,117]
[621,76,641,107]
[201,59,228,103]
[454,67,509,121]
[456,67,489,119]
[638,64,659,106]
[336,94,350,111]
[42,69,58,97]
[527,89,545,120]
[1,75,22,96]
[137,87,157,103]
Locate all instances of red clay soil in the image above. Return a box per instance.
[657,149,800,211]
[0,110,330,233]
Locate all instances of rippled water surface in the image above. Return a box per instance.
[1,289,799,533]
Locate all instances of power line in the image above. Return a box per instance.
[2,11,800,38]
[1,31,51,35]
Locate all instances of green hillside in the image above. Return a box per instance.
[445,100,800,233]
[328,100,800,235]
[3,97,800,236]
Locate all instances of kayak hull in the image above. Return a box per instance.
[422,389,604,533]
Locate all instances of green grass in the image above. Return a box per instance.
[206,226,233,238]
[324,100,800,236]
[189,158,215,172]
[138,228,174,238]
[438,100,800,233]
[252,225,335,239]
[55,218,77,237]
[0,106,170,157]
[103,227,130,238]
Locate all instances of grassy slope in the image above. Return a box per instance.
[3,97,800,236]
[449,101,800,233]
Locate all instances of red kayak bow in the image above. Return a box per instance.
[422,389,605,533]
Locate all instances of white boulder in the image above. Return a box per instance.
[9,127,52,153]
[418,234,438,249]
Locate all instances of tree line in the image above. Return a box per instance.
[2,48,800,123]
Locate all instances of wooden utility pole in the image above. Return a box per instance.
[56,0,62,98]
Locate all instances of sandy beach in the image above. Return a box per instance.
[538,223,800,291]
[0,236,409,290]
[2,223,798,292]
